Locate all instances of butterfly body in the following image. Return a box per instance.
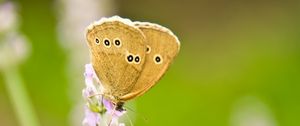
[86,16,180,106]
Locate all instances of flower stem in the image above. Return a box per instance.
[2,66,40,126]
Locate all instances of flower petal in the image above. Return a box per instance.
[84,64,95,87]
[82,106,100,126]
[102,98,114,111]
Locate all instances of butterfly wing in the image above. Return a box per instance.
[120,22,180,101]
[86,16,147,102]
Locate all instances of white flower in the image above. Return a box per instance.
[0,2,18,33]
[56,0,116,50]
[0,2,29,69]
[230,96,277,126]
[0,32,30,69]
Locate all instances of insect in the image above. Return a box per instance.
[85,16,180,111]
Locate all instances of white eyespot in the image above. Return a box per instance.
[125,52,134,64]
[146,45,151,54]
[113,38,122,48]
[103,38,111,48]
[95,38,100,45]
[153,54,163,64]
[134,54,141,64]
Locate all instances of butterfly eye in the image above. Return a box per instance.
[95,38,100,45]
[146,45,151,54]
[134,55,141,64]
[154,54,163,64]
[126,53,134,63]
[103,38,111,48]
[114,38,122,47]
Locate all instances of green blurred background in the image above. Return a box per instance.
[1,0,300,126]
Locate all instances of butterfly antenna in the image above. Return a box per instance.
[88,93,104,99]
[124,112,134,126]
[124,105,149,124]
[124,105,135,112]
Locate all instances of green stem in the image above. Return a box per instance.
[2,66,40,126]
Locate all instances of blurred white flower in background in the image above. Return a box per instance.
[56,0,116,50]
[0,2,30,70]
[0,2,17,33]
[0,2,39,126]
[0,32,30,69]
[230,96,277,126]
[55,0,117,125]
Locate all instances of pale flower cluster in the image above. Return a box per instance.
[82,64,126,126]
[0,2,30,69]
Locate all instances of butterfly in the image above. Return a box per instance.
[85,16,180,111]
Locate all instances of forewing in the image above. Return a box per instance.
[86,17,146,100]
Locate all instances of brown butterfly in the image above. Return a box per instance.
[86,16,180,110]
